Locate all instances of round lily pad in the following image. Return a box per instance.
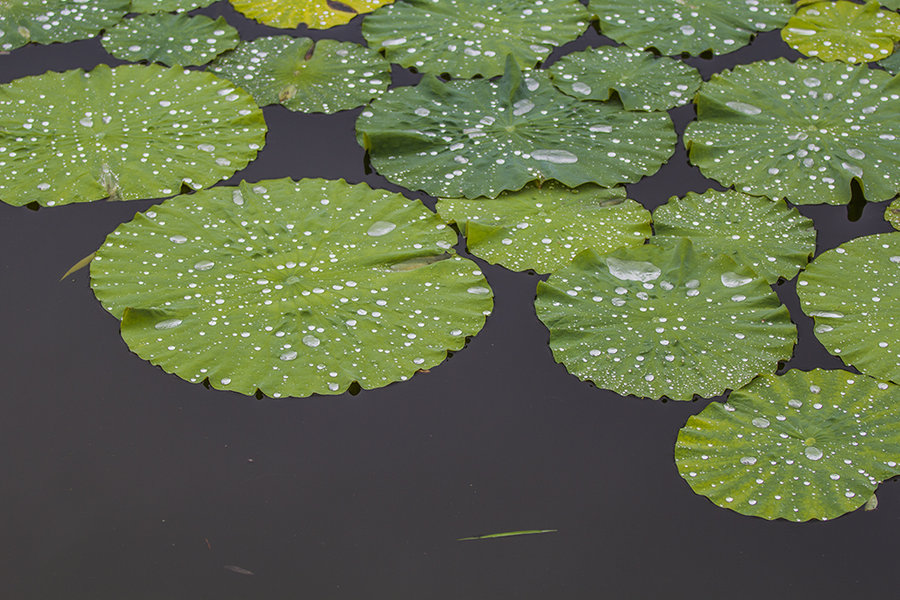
[129,0,216,12]
[90,178,493,398]
[101,14,239,67]
[676,369,900,521]
[209,36,390,113]
[534,238,797,401]
[783,0,900,64]
[436,183,651,274]
[591,0,793,56]
[228,0,395,30]
[0,63,267,208]
[0,0,129,52]
[362,0,589,79]
[684,58,900,206]
[886,198,900,230]
[548,45,702,112]
[357,61,676,199]
[653,190,817,283]
[797,232,900,384]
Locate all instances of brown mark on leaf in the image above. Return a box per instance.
[17,26,31,40]
[279,84,298,103]
[327,0,358,14]
[304,41,316,60]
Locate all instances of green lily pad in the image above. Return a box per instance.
[797,232,900,384]
[0,0,129,52]
[228,0,395,30]
[357,60,676,199]
[676,369,900,521]
[548,45,702,112]
[880,46,900,73]
[591,0,793,56]
[534,238,797,401]
[653,190,816,283]
[684,58,900,206]
[129,0,216,12]
[90,178,492,398]
[209,36,389,113]
[361,0,589,78]
[436,183,651,274]
[101,14,239,67]
[886,198,900,230]
[783,0,900,64]
[0,64,266,207]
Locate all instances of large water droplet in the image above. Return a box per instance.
[531,149,578,164]
[367,221,396,237]
[606,257,661,282]
[155,318,183,330]
[303,335,320,348]
[721,272,753,287]
[194,260,215,271]
[752,417,770,428]
[280,350,298,361]
[512,99,535,116]
[805,446,823,461]
[726,101,762,115]
[740,456,757,465]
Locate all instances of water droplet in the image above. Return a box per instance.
[531,149,578,164]
[680,24,695,35]
[805,446,823,461]
[303,335,320,348]
[155,318,183,330]
[740,456,757,465]
[606,257,661,282]
[169,235,188,244]
[194,260,215,271]
[726,101,762,115]
[721,272,753,287]
[232,189,244,205]
[367,221,396,237]
[788,399,802,408]
[752,417,770,428]
[280,351,297,361]
[513,99,535,116]
[467,286,490,295]
[571,82,592,95]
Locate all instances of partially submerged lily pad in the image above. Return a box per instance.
[228,0,395,29]
[0,64,266,207]
[436,183,651,274]
[797,233,900,383]
[130,0,216,12]
[357,60,676,199]
[534,238,797,401]
[676,369,900,521]
[90,178,493,398]
[548,45,702,112]
[653,190,816,283]
[210,36,389,113]
[783,0,900,64]
[0,0,129,52]
[102,14,239,67]
[886,198,900,230]
[591,0,793,56]
[362,0,589,78]
[685,58,900,205]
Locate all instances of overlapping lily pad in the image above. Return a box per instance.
[210,36,390,113]
[436,183,651,274]
[357,61,676,199]
[362,0,589,78]
[880,47,900,73]
[676,369,900,521]
[0,64,266,207]
[783,0,900,64]
[534,238,797,400]
[886,198,900,230]
[653,190,816,283]
[0,0,129,52]
[591,0,793,56]
[130,0,215,12]
[797,233,900,383]
[102,14,239,67]
[548,46,701,112]
[229,0,395,29]
[90,178,493,398]
[685,58,900,206]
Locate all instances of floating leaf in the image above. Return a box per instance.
[548,45,702,112]
[102,14,239,67]
[362,0,589,78]
[797,232,900,383]
[886,198,900,230]
[0,0,129,52]
[129,0,216,12]
[534,238,797,401]
[436,183,651,274]
[210,36,389,113]
[228,0,395,30]
[458,529,557,541]
[684,58,900,206]
[653,190,816,283]
[880,46,900,74]
[357,60,676,199]
[591,0,793,56]
[90,178,493,398]
[676,369,900,521]
[0,64,266,207]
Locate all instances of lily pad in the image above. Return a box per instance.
[676,369,900,521]
[0,0,129,52]
[361,0,589,78]
[436,183,651,274]
[886,198,900,230]
[591,0,793,56]
[102,14,239,67]
[209,36,390,113]
[548,45,702,112]
[880,46,900,73]
[797,232,900,383]
[129,0,216,12]
[357,60,676,199]
[783,0,900,64]
[0,63,266,207]
[653,190,816,283]
[534,238,797,401]
[90,178,492,398]
[228,0,395,30]
[684,58,900,206]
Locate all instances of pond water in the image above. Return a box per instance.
[1,3,897,599]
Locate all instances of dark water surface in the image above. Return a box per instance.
[1,4,897,599]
